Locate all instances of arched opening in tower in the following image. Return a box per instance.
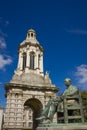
[24,98,43,130]
[30,52,35,70]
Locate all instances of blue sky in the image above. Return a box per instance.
[0,0,87,108]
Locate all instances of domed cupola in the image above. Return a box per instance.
[26,29,36,40]
[20,29,40,45]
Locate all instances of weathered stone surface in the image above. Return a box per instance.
[10,73,55,87]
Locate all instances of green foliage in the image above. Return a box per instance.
[81,91,87,122]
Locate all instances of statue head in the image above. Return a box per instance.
[64,78,72,88]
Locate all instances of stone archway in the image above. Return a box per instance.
[24,98,43,130]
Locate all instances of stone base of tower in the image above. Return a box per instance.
[36,123,87,130]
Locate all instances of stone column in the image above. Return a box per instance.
[17,51,21,69]
[15,93,23,128]
[36,53,39,69]
[25,50,30,72]
[34,54,37,69]
[40,54,43,74]
[26,50,29,68]
[17,52,23,70]
[4,93,10,128]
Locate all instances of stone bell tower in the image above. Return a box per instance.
[17,29,44,76]
[3,29,58,130]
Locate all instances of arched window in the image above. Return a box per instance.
[31,33,33,37]
[23,52,26,70]
[30,52,35,69]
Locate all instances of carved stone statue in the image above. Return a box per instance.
[36,78,78,123]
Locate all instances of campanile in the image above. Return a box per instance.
[4,29,58,130]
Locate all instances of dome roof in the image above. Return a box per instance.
[27,29,36,33]
[20,39,39,45]
[10,73,53,87]
[20,28,40,45]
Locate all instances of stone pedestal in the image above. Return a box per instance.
[36,123,87,130]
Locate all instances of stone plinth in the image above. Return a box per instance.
[36,123,87,130]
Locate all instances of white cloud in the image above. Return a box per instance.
[75,64,87,89]
[0,29,7,49]
[0,36,6,49]
[0,20,11,70]
[0,54,12,70]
